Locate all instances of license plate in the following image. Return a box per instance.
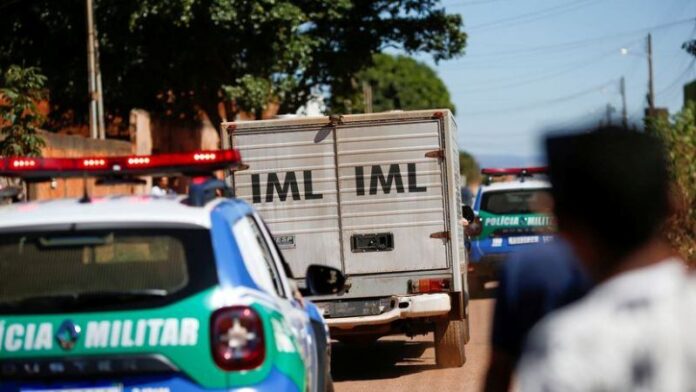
[22,388,121,392]
[508,236,540,245]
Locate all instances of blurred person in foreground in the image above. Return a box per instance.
[518,127,689,391]
[484,193,592,392]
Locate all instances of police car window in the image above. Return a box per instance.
[481,189,549,215]
[232,217,286,297]
[0,228,216,310]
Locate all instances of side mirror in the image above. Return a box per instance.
[305,265,346,296]
[462,205,476,222]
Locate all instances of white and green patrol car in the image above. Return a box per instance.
[0,150,345,392]
[466,167,555,292]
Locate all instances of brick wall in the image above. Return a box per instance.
[28,131,144,200]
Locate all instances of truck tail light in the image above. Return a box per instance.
[210,306,265,371]
[410,278,451,294]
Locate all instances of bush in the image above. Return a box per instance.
[0,65,47,157]
[646,103,696,263]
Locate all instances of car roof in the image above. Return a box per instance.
[0,195,232,231]
[479,179,551,192]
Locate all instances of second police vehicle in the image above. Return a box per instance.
[466,167,555,293]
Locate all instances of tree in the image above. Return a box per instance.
[459,150,480,185]
[330,54,455,114]
[0,66,47,157]
[0,0,466,128]
[646,103,696,264]
[683,39,696,57]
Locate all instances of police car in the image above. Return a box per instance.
[0,150,344,392]
[465,167,554,293]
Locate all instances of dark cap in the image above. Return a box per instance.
[545,127,669,258]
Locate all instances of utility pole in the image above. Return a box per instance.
[95,26,106,139]
[86,0,98,139]
[647,33,655,114]
[86,0,104,139]
[620,76,628,129]
[362,81,373,114]
[605,103,615,126]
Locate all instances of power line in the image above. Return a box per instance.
[447,0,512,7]
[464,17,696,59]
[656,58,696,98]
[468,0,602,32]
[461,79,616,116]
[457,43,634,92]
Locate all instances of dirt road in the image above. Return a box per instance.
[333,299,494,392]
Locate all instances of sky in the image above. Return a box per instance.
[418,0,696,167]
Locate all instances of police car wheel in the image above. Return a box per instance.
[434,319,467,368]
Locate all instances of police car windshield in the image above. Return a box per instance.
[480,188,549,215]
[0,228,216,313]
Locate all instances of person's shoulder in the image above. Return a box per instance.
[503,240,583,285]
[525,285,614,352]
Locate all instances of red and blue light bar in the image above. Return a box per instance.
[0,149,242,180]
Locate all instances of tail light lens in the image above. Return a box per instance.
[210,306,265,371]
[410,278,451,294]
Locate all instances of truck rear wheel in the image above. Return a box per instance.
[434,319,466,368]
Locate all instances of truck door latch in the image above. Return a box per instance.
[350,232,394,253]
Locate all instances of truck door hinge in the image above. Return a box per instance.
[328,114,344,127]
[425,149,445,160]
[430,231,450,240]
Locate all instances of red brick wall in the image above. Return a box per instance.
[28,131,143,200]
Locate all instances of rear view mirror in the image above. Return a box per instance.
[462,205,476,222]
[305,265,346,296]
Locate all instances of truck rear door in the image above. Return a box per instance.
[336,118,448,274]
[230,126,342,277]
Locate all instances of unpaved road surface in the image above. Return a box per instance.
[333,298,494,392]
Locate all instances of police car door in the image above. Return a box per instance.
[245,214,317,390]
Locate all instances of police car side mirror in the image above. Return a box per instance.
[305,265,346,296]
[462,205,476,222]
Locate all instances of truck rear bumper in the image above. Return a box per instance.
[326,293,451,330]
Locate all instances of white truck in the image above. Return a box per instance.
[222,110,469,367]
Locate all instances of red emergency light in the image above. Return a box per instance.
[481,167,547,177]
[0,149,242,181]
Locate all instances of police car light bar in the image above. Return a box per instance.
[481,167,547,177]
[0,149,242,180]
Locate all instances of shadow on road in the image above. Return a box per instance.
[331,339,436,381]
[469,285,497,300]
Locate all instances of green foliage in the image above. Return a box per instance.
[459,150,480,185]
[646,103,696,263]
[0,66,47,157]
[683,39,696,57]
[331,54,455,114]
[0,0,466,126]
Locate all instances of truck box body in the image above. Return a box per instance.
[222,110,467,342]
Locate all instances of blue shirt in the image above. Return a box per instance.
[491,238,592,359]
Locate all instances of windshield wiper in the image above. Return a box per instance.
[0,289,168,309]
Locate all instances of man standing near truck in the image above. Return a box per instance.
[518,128,691,391]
